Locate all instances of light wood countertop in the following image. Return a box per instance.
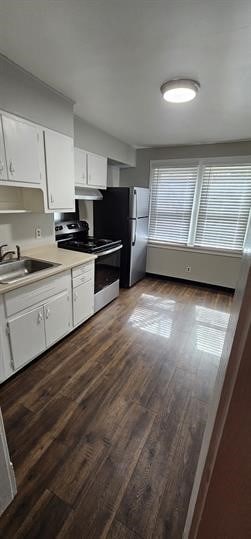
[0,244,96,294]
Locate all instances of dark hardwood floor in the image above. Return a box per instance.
[0,276,233,538]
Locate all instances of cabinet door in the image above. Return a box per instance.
[87,152,107,189]
[73,281,94,327]
[74,148,87,186]
[44,290,72,347]
[0,117,8,181]
[0,410,16,516]
[2,115,41,184]
[44,129,75,210]
[8,306,46,371]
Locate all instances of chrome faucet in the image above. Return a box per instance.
[0,244,21,262]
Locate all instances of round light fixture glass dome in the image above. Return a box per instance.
[160,79,200,103]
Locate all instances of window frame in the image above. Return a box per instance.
[149,156,251,256]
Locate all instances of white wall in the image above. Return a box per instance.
[120,141,251,187]
[0,54,74,136]
[0,213,54,250]
[0,56,136,247]
[0,55,75,249]
[78,200,94,235]
[74,116,136,166]
[107,166,120,187]
[147,245,241,289]
[120,142,251,288]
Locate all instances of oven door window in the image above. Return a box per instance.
[95,250,121,293]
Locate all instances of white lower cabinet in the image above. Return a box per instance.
[73,281,94,327]
[7,305,46,371]
[0,409,16,516]
[4,271,72,376]
[72,261,94,327]
[1,265,95,383]
[44,290,71,347]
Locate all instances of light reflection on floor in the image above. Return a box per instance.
[128,293,175,339]
[195,305,230,329]
[128,292,230,359]
[195,306,230,357]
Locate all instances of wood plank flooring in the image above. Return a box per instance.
[0,276,232,538]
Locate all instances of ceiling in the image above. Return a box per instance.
[0,0,251,148]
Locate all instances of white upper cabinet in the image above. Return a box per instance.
[87,152,107,189]
[0,118,7,181]
[74,148,87,186]
[44,129,75,211]
[2,114,41,184]
[74,148,107,189]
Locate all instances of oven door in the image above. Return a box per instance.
[95,245,122,294]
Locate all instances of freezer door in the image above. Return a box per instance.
[129,188,149,219]
[129,216,149,286]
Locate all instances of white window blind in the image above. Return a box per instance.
[195,164,251,251]
[149,160,251,253]
[149,165,197,245]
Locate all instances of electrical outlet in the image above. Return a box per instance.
[35,227,42,240]
[185,265,191,273]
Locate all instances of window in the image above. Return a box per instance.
[149,164,198,245]
[149,159,251,253]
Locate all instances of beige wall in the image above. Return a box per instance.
[121,142,251,288]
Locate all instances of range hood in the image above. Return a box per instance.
[74,187,103,201]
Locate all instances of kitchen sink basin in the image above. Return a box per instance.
[0,258,60,284]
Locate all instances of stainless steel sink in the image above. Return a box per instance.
[0,258,60,284]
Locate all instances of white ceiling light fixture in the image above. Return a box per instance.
[160,78,200,103]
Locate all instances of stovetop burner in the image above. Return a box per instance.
[60,238,121,253]
[55,220,122,254]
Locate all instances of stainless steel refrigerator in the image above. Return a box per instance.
[94,187,149,287]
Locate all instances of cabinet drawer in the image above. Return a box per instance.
[72,272,93,288]
[72,262,94,280]
[5,271,71,317]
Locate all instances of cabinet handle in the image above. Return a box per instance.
[9,161,15,175]
[45,307,50,319]
[38,311,43,323]
[0,160,4,174]
[74,292,78,302]
[50,194,54,204]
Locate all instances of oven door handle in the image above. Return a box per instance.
[96,245,122,258]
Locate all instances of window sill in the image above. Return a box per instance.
[147,241,242,258]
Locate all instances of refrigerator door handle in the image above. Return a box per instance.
[135,189,138,219]
[132,189,137,245]
[133,218,137,246]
